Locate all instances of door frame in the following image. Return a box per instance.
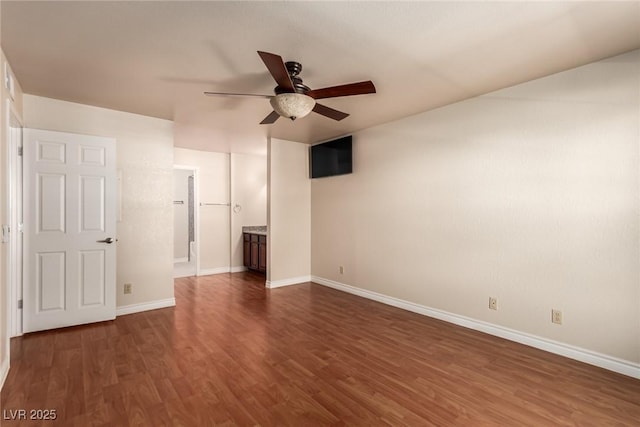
[173,165,200,276]
[6,99,23,338]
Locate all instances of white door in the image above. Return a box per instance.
[23,129,116,333]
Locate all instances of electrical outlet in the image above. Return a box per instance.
[339,266,344,274]
[552,309,562,325]
[124,283,132,294]
[489,297,498,310]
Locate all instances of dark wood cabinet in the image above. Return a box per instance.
[243,232,266,273]
[250,235,259,269]
[243,233,250,267]
[258,235,267,272]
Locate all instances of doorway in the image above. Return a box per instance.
[173,166,199,278]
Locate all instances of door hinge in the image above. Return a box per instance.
[17,146,23,156]
[17,299,23,309]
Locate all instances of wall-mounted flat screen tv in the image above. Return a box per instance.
[309,135,352,179]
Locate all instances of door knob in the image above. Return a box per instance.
[97,237,115,244]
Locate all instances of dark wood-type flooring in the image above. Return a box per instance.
[2,272,639,426]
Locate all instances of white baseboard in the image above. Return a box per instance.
[311,276,640,379]
[0,353,9,391]
[174,257,188,263]
[176,266,247,278]
[266,275,311,289]
[198,267,230,276]
[116,298,176,317]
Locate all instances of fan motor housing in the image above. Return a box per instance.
[274,61,310,95]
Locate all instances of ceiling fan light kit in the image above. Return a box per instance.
[205,50,376,124]
[270,93,315,121]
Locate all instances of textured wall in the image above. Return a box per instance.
[311,50,640,364]
[22,95,175,308]
[0,47,24,386]
[268,138,311,284]
[230,153,267,271]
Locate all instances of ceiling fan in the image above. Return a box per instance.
[204,51,376,125]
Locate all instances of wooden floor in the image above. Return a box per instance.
[2,272,639,426]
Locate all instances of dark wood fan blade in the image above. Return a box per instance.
[257,51,294,92]
[312,103,349,121]
[204,91,271,99]
[306,81,376,100]
[260,111,280,125]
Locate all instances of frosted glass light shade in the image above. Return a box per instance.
[270,93,315,120]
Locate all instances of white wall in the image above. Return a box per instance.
[311,50,640,367]
[23,95,175,309]
[174,148,230,274]
[0,47,23,388]
[230,153,267,271]
[267,138,311,287]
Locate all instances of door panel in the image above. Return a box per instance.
[80,176,105,232]
[80,145,105,166]
[37,252,65,312]
[38,173,66,232]
[37,140,66,163]
[80,250,105,307]
[24,128,116,333]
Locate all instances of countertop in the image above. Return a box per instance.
[242,225,267,236]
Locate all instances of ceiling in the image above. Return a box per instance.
[2,1,639,155]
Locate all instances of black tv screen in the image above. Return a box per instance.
[310,136,352,179]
